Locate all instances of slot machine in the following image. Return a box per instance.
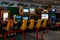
[19,7,29,30]
[0,9,10,37]
[50,9,56,23]
[29,8,36,29]
[1,10,10,31]
[49,8,56,30]
[28,19,35,29]
[20,16,28,30]
[34,8,42,30]
[26,8,36,32]
[41,14,48,27]
[1,9,10,28]
[13,15,22,30]
[41,9,49,30]
[6,15,22,38]
[34,15,41,29]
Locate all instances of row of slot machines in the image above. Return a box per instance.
[0,7,60,38]
[0,7,58,30]
[0,7,60,35]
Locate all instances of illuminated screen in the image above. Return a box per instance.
[23,16,28,20]
[41,14,48,20]
[3,12,8,21]
[16,16,21,22]
[51,9,55,11]
[50,16,56,18]
[30,8,35,13]
[23,8,29,13]
[50,9,56,13]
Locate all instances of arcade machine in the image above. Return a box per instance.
[4,6,24,40]
[35,19,42,40]
[49,8,56,30]
[13,15,22,40]
[28,8,42,40]
[19,6,29,40]
[20,16,28,30]
[20,7,29,30]
[1,9,10,30]
[29,8,35,29]
[13,15,22,30]
[41,9,49,30]
[26,8,36,32]
[0,9,10,38]
[28,18,35,29]
[34,8,42,29]
[41,9,49,40]
[1,8,15,40]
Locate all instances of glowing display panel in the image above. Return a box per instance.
[16,16,21,22]
[23,8,29,13]
[23,16,28,20]
[50,9,56,13]
[50,16,56,18]
[30,8,35,14]
[51,9,55,11]
[3,12,8,21]
[41,14,48,20]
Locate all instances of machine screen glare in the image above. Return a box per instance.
[30,8,35,13]
[51,9,55,11]
[23,9,29,13]
[23,16,28,20]
[3,12,8,21]
[41,14,48,20]
[16,16,21,22]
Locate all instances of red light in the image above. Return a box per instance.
[55,24,59,27]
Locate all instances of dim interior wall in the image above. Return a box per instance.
[7,7,19,17]
[0,1,60,13]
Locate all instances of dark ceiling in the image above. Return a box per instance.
[13,0,60,5]
[0,0,60,5]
